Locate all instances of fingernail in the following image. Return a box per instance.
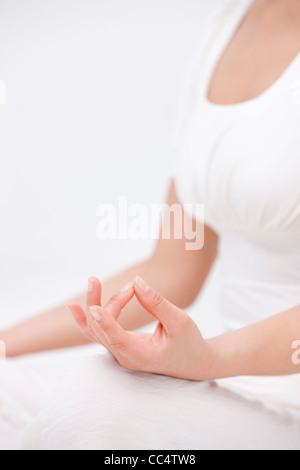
[88,278,94,293]
[90,307,101,322]
[120,281,133,293]
[135,276,150,293]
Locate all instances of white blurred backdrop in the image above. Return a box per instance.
[0,0,223,337]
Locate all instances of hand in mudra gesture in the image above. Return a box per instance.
[67,276,213,381]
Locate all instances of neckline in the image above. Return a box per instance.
[202,0,300,111]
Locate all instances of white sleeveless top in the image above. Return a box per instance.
[173,0,300,416]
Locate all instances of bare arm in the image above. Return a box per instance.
[1,182,218,357]
[206,304,300,379]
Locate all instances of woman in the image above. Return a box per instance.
[2,0,300,449]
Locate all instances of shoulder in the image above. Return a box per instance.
[205,0,253,42]
[182,1,250,87]
[190,0,252,63]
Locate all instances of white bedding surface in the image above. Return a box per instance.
[0,421,21,451]
[1,351,300,450]
[22,354,300,450]
[0,347,95,450]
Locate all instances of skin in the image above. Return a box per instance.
[208,0,300,105]
[1,0,300,379]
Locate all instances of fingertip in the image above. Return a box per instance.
[90,304,102,312]
[87,277,102,311]
[88,277,94,293]
[65,302,76,313]
[119,281,134,293]
[66,304,85,321]
[66,303,87,329]
[88,276,102,292]
[134,276,150,294]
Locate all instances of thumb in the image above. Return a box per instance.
[133,276,182,329]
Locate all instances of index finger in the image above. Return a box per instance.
[104,282,134,320]
[86,277,102,327]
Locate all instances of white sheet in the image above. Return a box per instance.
[1,350,300,450]
[19,352,300,450]
[0,347,94,450]
[0,420,21,451]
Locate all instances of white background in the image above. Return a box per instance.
[0,0,223,339]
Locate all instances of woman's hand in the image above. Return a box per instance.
[68,275,300,379]
[68,276,215,381]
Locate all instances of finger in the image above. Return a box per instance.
[87,277,102,308]
[86,277,102,326]
[66,303,87,330]
[104,282,134,320]
[133,276,182,331]
[90,306,131,352]
[88,317,113,350]
[67,302,109,344]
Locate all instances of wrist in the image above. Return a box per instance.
[201,335,238,381]
[190,338,223,382]
[200,338,224,381]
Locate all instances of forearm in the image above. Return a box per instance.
[205,304,300,380]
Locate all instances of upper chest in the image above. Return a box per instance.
[207,3,300,105]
